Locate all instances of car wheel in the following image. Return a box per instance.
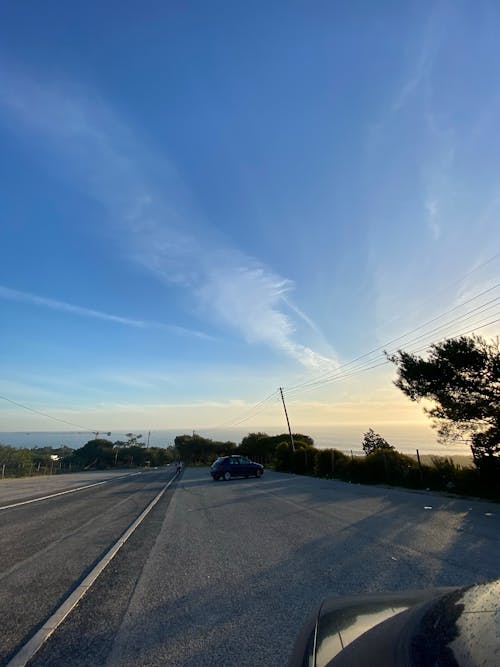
[213,474,220,481]
[255,469,263,478]
[223,471,231,481]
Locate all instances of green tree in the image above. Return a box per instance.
[73,438,114,468]
[146,447,172,466]
[387,335,500,470]
[239,432,269,459]
[174,434,236,464]
[122,445,146,466]
[239,432,314,464]
[125,433,144,447]
[362,429,394,455]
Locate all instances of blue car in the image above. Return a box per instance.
[210,455,264,481]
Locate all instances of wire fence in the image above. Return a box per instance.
[0,461,85,479]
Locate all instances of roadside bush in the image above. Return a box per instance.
[332,450,352,479]
[0,445,33,477]
[240,432,314,465]
[416,457,459,492]
[431,456,460,480]
[314,448,334,477]
[416,456,495,497]
[362,450,416,486]
[292,447,316,475]
[270,441,497,501]
[336,456,365,483]
[450,466,481,496]
[314,448,350,478]
[274,441,293,471]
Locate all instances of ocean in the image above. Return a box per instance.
[0,423,471,457]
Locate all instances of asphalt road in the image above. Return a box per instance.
[2,466,499,666]
[0,468,177,666]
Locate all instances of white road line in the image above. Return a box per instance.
[6,470,179,667]
[0,472,143,511]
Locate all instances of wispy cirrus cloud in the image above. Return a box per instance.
[0,284,147,327]
[0,285,211,339]
[391,2,447,114]
[391,5,457,245]
[424,198,441,240]
[0,66,337,370]
[198,262,336,368]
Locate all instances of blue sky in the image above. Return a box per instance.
[1,1,499,448]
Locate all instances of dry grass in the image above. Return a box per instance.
[409,453,474,469]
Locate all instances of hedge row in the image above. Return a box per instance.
[273,444,498,501]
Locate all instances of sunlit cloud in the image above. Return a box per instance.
[197,261,338,369]
[0,66,336,370]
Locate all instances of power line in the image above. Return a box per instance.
[0,394,137,440]
[285,282,500,395]
[4,307,497,435]
[205,268,500,429]
[284,312,499,399]
[3,261,499,439]
[208,390,280,430]
[406,316,500,357]
[204,301,500,431]
[284,285,500,395]
[183,276,500,433]
[0,394,98,433]
[371,252,500,337]
[383,299,499,356]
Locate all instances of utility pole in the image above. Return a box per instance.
[147,431,151,447]
[279,387,295,452]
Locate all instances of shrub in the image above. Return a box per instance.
[314,448,334,477]
[430,456,459,478]
[274,441,293,471]
[272,442,498,501]
[292,447,316,475]
[314,448,349,478]
[363,449,416,486]
[0,445,33,477]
